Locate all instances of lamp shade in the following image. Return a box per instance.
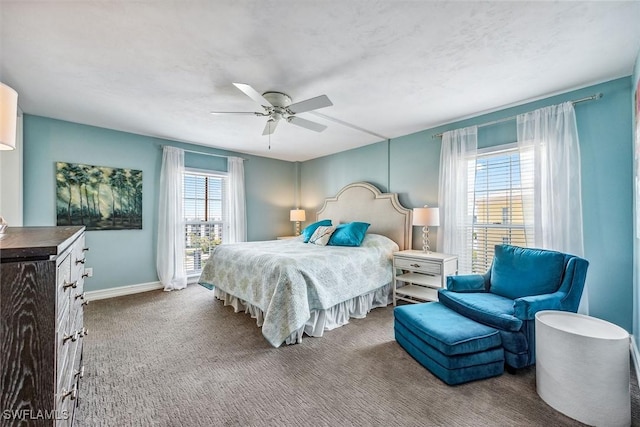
[413,207,440,227]
[290,209,306,222]
[0,83,18,150]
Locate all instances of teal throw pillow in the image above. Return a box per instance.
[328,222,370,247]
[302,219,332,243]
[490,244,565,300]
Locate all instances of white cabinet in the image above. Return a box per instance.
[393,250,458,305]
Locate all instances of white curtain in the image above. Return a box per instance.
[437,126,478,274]
[517,101,587,313]
[226,156,247,243]
[157,146,187,291]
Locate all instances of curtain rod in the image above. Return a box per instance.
[160,145,248,161]
[431,93,603,139]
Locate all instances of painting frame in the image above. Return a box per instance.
[56,161,143,231]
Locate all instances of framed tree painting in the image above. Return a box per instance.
[56,162,143,230]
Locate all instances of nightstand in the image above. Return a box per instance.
[277,236,298,240]
[393,250,458,305]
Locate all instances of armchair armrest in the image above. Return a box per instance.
[446,274,488,293]
[513,291,568,320]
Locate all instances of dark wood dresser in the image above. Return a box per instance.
[1,226,88,427]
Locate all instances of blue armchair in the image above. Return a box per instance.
[438,244,589,370]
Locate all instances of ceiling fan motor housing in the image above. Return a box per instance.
[262,91,292,108]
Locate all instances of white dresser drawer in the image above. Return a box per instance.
[394,256,441,275]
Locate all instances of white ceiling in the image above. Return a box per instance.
[1,1,639,162]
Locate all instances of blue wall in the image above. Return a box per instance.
[301,140,390,212]
[301,77,634,331]
[23,115,295,291]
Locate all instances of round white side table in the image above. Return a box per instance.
[535,310,630,426]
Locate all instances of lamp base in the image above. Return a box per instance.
[294,221,301,236]
[422,226,431,253]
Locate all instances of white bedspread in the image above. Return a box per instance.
[198,234,398,347]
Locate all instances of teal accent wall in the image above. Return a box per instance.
[300,140,390,215]
[23,115,295,292]
[301,77,634,331]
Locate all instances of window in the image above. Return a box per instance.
[467,145,532,273]
[183,170,226,274]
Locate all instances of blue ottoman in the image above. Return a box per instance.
[394,302,504,385]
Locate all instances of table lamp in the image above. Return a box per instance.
[0,82,18,151]
[413,206,440,252]
[290,209,306,236]
[0,82,18,234]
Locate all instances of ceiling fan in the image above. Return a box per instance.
[211,83,333,136]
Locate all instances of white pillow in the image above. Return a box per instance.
[308,226,336,246]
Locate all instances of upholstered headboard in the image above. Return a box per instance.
[316,182,412,250]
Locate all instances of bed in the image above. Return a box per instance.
[198,182,412,347]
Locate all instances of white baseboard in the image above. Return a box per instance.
[631,335,640,382]
[85,281,164,301]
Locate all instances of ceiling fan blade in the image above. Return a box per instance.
[262,119,280,135]
[287,116,327,132]
[210,111,261,115]
[288,94,333,114]
[233,83,272,107]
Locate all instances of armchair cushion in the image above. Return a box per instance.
[490,245,565,300]
[438,289,523,332]
[446,274,487,293]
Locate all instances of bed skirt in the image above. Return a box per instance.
[212,282,393,345]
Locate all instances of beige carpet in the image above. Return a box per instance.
[75,285,639,426]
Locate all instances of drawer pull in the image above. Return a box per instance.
[76,258,86,265]
[62,387,77,401]
[62,280,77,290]
[74,365,85,379]
[410,263,421,268]
[79,327,88,338]
[82,247,90,252]
[63,331,79,344]
[82,300,90,306]
[75,293,85,300]
[82,272,90,278]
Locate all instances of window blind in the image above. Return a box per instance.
[183,171,227,274]
[465,147,533,273]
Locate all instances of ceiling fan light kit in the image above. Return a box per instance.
[262,91,291,109]
[211,83,333,143]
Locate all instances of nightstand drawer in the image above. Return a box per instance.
[395,257,441,275]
